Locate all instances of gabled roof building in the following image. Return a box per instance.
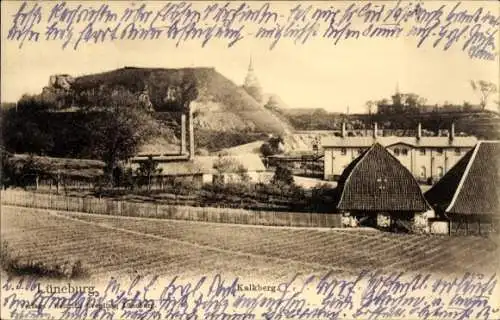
[425,141,500,235]
[336,143,432,231]
[322,123,477,183]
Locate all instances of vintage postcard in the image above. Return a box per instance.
[1,0,499,319]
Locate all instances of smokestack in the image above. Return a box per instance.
[180,113,186,155]
[189,109,195,160]
[373,122,378,138]
[449,122,455,142]
[341,122,346,138]
[417,123,422,140]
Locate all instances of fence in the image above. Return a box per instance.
[1,190,342,228]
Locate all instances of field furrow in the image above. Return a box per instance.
[2,206,498,279]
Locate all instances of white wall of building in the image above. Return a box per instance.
[324,147,367,180]
[324,145,473,182]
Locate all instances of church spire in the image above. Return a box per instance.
[244,56,260,88]
[392,81,402,105]
[243,56,263,103]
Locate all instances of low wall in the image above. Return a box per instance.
[0,190,342,228]
[430,221,449,235]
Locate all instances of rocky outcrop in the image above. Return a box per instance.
[49,74,75,90]
[137,90,154,112]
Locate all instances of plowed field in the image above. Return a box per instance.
[1,206,498,280]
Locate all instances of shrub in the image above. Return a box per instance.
[169,177,199,195]
[306,184,338,212]
[260,143,274,157]
[271,166,294,187]
[202,182,252,198]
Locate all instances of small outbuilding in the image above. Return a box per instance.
[336,143,432,232]
[129,154,267,187]
[425,141,500,235]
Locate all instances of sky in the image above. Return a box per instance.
[1,1,499,113]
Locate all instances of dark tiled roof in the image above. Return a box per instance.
[426,141,500,216]
[424,150,474,214]
[336,143,430,212]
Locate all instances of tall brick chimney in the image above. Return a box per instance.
[417,123,422,140]
[373,122,378,138]
[449,122,455,143]
[341,122,346,138]
[180,113,186,155]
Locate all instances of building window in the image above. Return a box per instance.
[420,166,426,179]
[420,149,426,155]
[376,177,388,190]
[437,148,444,155]
[455,148,461,155]
[402,148,408,156]
[437,166,444,178]
[357,148,364,155]
[394,148,400,156]
[341,148,347,155]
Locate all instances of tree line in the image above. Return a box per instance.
[1,75,199,187]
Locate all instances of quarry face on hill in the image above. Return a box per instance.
[49,67,290,136]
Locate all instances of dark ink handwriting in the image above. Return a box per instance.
[3,0,498,61]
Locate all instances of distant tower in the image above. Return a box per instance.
[243,57,263,103]
[392,81,402,105]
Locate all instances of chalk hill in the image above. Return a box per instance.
[69,67,290,135]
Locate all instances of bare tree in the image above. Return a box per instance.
[470,80,498,110]
[365,100,376,115]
